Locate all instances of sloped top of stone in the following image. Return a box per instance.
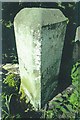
[14,8,68,28]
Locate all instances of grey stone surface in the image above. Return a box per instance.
[75,26,80,42]
[14,8,68,109]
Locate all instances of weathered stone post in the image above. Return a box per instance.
[14,8,68,110]
[73,26,80,63]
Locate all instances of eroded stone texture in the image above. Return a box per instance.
[41,22,67,107]
[14,8,68,109]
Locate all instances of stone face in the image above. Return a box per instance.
[73,26,80,63]
[75,26,80,42]
[14,8,68,109]
[41,22,67,107]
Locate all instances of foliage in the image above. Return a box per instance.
[2,73,42,119]
[2,60,80,119]
[44,60,80,119]
[2,94,14,120]
[45,96,75,119]
[2,74,20,119]
[69,60,80,117]
[3,74,19,92]
[3,74,20,95]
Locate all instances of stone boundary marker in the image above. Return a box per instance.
[14,8,68,109]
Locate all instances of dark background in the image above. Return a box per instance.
[2,2,80,92]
